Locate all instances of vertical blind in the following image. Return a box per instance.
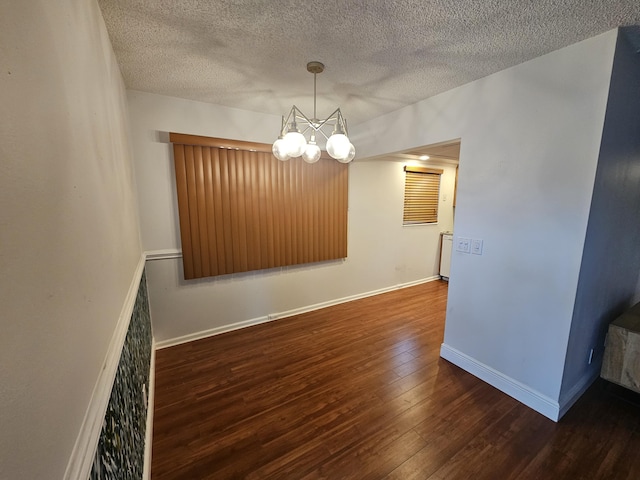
[403,165,443,225]
[170,133,349,280]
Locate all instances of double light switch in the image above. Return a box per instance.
[456,237,483,255]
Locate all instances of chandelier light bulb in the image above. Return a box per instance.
[337,143,355,164]
[326,133,351,160]
[272,138,290,161]
[302,142,321,163]
[283,130,307,157]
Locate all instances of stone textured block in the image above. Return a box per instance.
[601,304,640,393]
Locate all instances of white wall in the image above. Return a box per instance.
[0,1,142,478]
[127,91,455,343]
[560,30,640,407]
[353,30,618,418]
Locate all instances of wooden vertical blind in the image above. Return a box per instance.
[170,133,349,280]
[403,165,443,225]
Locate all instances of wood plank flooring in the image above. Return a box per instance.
[152,280,640,479]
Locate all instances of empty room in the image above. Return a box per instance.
[3,1,640,479]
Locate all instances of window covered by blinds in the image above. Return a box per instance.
[170,133,349,280]
[403,166,443,225]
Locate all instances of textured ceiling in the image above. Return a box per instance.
[98,0,640,127]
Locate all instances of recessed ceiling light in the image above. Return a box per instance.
[419,155,430,160]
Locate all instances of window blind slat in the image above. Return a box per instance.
[303,163,311,262]
[282,160,293,266]
[212,148,225,275]
[236,151,248,272]
[219,149,234,274]
[258,155,268,268]
[202,148,217,276]
[174,145,194,279]
[250,153,261,269]
[194,147,211,278]
[228,150,240,270]
[265,153,276,268]
[270,154,281,267]
[185,146,203,278]
[294,160,303,264]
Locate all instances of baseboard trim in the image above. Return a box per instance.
[64,254,147,480]
[156,314,271,349]
[440,343,561,422]
[558,370,599,419]
[268,276,441,322]
[156,276,441,349]
[142,341,156,480]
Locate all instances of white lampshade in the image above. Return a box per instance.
[337,143,355,164]
[326,133,351,160]
[283,131,307,157]
[302,143,321,163]
[272,138,290,161]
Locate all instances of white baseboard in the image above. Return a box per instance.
[156,314,271,349]
[269,276,441,321]
[64,254,147,480]
[156,276,441,349]
[440,343,561,422]
[558,370,599,419]
[142,341,156,480]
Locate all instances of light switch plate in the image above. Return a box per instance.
[471,239,483,255]
[456,237,471,253]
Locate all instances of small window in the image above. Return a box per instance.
[403,166,443,225]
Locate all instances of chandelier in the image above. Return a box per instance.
[272,61,355,164]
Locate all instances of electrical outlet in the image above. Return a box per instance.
[471,239,483,255]
[456,237,471,253]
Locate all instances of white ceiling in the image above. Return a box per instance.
[98,0,640,128]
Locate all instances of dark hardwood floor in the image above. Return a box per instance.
[152,280,640,479]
